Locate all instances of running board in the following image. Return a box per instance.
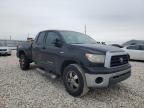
[36,68,57,79]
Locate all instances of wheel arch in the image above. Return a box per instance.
[18,50,26,57]
[60,60,81,75]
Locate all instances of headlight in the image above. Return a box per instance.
[85,53,105,63]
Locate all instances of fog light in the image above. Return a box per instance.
[95,77,103,84]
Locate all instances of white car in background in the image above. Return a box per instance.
[0,43,12,56]
[122,44,144,61]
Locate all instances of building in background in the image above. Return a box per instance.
[0,40,25,49]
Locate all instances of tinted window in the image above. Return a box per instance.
[37,32,46,44]
[46,32,60,45]
[127,45,139,50]
[140,45,144,50]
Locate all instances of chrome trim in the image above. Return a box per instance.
[60,51,64,54]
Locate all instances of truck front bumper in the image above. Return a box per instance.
[85,67,131,87]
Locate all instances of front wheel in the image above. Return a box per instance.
[19,54,30,70]
[63,64,89,97]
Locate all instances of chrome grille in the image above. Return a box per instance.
[110,55,129,67]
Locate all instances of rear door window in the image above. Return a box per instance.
[37,32,46,45]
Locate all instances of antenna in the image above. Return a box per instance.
[28,33,30,38]
[84,24,87,35]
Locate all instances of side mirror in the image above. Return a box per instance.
[54,38,62,47]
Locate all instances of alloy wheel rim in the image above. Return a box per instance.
[66,71,79,91]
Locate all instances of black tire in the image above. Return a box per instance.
[7,54,11,56]
[19,54,30,70]
[63,64,89,97]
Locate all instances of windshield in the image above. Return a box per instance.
[60,31,97,44]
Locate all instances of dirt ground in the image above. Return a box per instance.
[0,51,144,108]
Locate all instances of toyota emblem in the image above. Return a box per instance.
[120,57,123,63]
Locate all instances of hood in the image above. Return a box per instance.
[71,44,124,53]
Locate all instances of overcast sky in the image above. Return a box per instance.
[0,0,144,43]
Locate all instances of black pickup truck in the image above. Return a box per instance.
[17,30,131,97]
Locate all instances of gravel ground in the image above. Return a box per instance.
[0,51,144,108]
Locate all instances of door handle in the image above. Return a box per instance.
[42,47,46,49]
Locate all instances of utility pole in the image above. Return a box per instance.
[10,35,11,40]
[28,33,30,38]
[84,24,87,35]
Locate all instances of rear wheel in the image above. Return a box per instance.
[19,54,30,70]
[63,64,89,97]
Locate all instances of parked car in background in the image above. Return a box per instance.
[0,43,12,56]
[122,44,144,61]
